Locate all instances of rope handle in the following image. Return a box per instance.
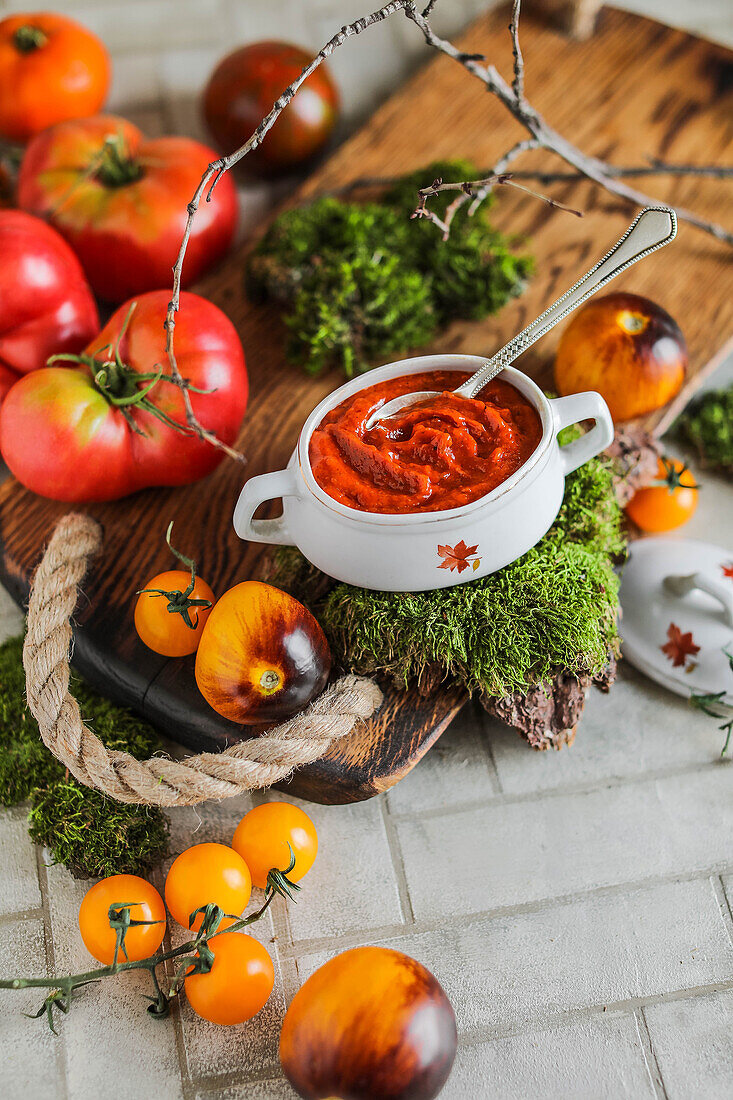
[22,514,382,807]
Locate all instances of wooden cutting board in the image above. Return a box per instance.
[0,7,731,803]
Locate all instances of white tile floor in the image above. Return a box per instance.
[0,1,732,1097]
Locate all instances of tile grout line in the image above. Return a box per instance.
[379,795,416,925]
[279,864,733,958]
[635,1007,669,1100]
[387,758,728,823]
[475,704,504,794]
[712,874,733,945]
[149,860,190,1099]
[34,847,70,1100]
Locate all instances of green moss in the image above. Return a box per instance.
[29,783,169,880]
[673,384,733,475]
[0,635,169,877]
[267,447,624,698]
[246,160,532,377]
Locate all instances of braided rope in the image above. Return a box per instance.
[22,514,382,806]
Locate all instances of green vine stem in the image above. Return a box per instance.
[654,456,700,492]
[1,851,299,1032]
[136,522,213,629]
[689,647,733,758]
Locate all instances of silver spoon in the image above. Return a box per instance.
[365,206,677,431]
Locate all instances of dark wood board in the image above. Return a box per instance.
[0,7,731,803]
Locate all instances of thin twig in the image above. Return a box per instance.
[509,0,524,103]
[163,0,732,460]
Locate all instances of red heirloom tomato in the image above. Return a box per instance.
[280,947,457,1100]
[0,290,248,502]
[0,12,110,143]
[203,41,339,172]
[185,932,274,1025]
[165,843,252,932]
[0,210,99,406]
[78,874,166,966]
[17,114,237,302]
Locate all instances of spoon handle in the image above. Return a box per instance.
[457,206,677,399]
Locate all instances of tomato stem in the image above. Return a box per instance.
[94,133,144,188]
[654,455,700,493]
[136,522,212,630]
[13,25,47,52]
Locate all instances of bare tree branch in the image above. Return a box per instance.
[163,0,732,461]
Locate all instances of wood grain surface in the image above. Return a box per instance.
[0,7,731,803]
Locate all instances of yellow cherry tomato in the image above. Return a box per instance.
[232,802,318,890]
[625,457,699,533]
[165,843,252,932]
[185,931,274,1025]
[135,569,215,656]
[78,874,166,965]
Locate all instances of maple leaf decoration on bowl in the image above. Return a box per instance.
[437,540,481,574]
[661,622,701,668]
[722,563,733,580]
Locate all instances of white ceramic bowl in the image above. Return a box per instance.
[233,354,613,591]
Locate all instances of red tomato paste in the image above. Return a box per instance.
[309,370,543,514]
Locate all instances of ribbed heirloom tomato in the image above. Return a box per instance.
[0,210,98,407]
[78,874,166,965]
[0,12,110,143]
[185,932,274,1025]
[17,114,237,302]
[232,802,318,889]
[0,290,248,502]
[165,843,252,932]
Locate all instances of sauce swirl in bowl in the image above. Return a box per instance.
[309,369,543,514]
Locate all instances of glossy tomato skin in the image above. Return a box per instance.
[195,581,332,725]
[554,292,687,422]
[0,211,99,397]
[185,932,274,1025]
[203,41,338,172]
[0,290,248,501]
[135,570,216,657]
[165,843,252,932]
[0,13,110,143]
[232,802,317,889]
[79,874,166,966]
[625,457,698,532]
[17,114,237,302]
[280,946,457,1100]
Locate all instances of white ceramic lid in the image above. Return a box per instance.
[620,537,733,704]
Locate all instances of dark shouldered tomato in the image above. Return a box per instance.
[0,12,110,143]
[195,581,332,724]
[17,114,237,303]
[280,946,457,1100]
[203,41,339,173]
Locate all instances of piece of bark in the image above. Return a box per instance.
[480,653,617,751]
[608,428,662,506]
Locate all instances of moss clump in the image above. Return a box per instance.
[0,635,169,877]
[674,384,733,476]
[246,160,532,377]
[28,783,169,880]
[267,444,624,699]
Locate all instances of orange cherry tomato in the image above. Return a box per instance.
[78,874,166,965]
[232,802,318,890]
[0,13,110,143]
[135,570,215,657]
[184,931,274,1025]
[164,843,252,932]
[625,457,699,533]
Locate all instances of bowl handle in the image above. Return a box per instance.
[233,468,299,545]
[550,392,614,474]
